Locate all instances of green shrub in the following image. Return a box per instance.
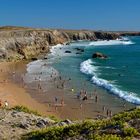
[123,127,138,137]
[12,105,41,116]
[23,108,140,140]
[48,115,60,122]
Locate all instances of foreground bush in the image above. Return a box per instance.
[23,108,140,140]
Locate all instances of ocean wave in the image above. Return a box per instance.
[80,59,100,76]
[80,59,140,105]
[89,39,134,46]
[50,44,64,56]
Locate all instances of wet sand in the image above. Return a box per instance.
[0,61,56,117]
[0,60,135,120]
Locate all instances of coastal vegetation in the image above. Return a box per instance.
[12,105,41,116]
[22,107,140,140]
[1,105,140,139]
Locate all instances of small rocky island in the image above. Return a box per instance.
[92,52,108,59]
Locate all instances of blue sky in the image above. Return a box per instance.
[0,0,140,31]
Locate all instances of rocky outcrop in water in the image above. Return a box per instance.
[0,26,120,61]
[92,52,108,59]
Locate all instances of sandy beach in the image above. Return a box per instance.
[0,56,135,121]
[0,61,57,117]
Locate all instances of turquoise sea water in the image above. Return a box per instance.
[48,36,140,105]
[27,36,140,105]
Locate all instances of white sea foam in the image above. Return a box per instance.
[50,44,76,57]
[26,59,58,83]
[104,66,116,69]
[80,59,100,76]
[89,39,134,46]
[80,59,140,104]
[50,44,64,56]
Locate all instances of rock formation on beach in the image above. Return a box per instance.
[0,26,120,61]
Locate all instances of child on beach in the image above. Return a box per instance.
[61,98,64,107]
[4,101,9,108]
[71,88,74,92]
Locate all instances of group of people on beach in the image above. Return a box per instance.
[75,89,114,118]
[76,89,98,102]
[39,69,114,118]
[9,64,123,119]
[51,96,65,111]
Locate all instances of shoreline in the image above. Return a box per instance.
[19,42,135,120]
[0,61,57,117]
[0,40,136,120]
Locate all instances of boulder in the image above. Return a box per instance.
[63,119,73,125]
[19,123,29,129]
[65,42,70,45]
[36,120,46,128]
[92,52,108,59]
[44,56,48,59]
[65,50,71,53]
[31,57,38,61]
[74,48,84,52]
[76,52,82,55]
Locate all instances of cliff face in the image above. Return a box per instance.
[119,32,140,36]
[0,27,120,61]
[0,30,70,60]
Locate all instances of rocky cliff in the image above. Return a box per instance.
[119,31,140,36]
[0,27,120,61]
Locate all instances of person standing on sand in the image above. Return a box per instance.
[38,76,42,90]
[83,92,88,101]
[102,105,105,112]
[109,110,112,117]
[107,109,109,117]
[59,76,62,80]
[80,103,82,109]
[55,97,58,103]
[0,100,2,107]
[71,88,74,92]
[95,95,98,103]
[55,105,57,111]
[61,80,65,89]
[61,98,64,107]
[21,76,24,87]
[4,101,9,108]
[57,85,59,88]
[77,92,80,99]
